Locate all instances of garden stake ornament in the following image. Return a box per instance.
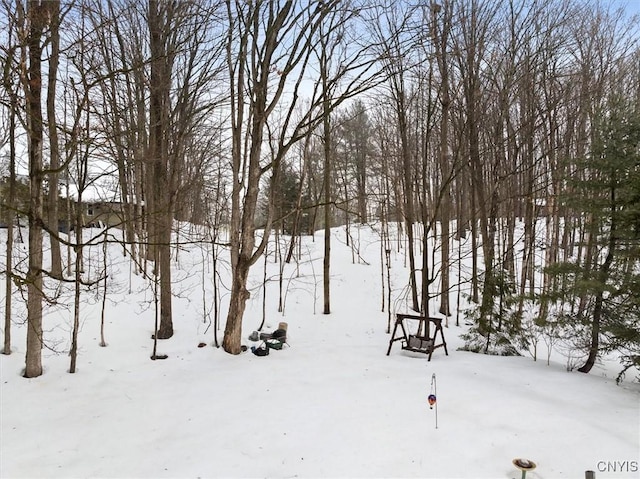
[512,458,536,479]
[429,373,438,429]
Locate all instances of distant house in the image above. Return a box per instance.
[81,201,126,229]
[59,200,127,231]
[2,175,130,232]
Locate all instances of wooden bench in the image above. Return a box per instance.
[386,313,448,361]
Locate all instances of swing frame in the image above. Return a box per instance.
[386,313,449,361]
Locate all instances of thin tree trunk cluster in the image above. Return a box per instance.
[1,0,638,375]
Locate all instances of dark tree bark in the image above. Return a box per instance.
[24,0,47,378]
[2,15,19,355]
[148,0,173,339]
[432,0,453,318]
[46,0,62,279]
[321,49,332,315]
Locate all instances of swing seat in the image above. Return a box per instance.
[387,314,448,361]
[405,335,434,353]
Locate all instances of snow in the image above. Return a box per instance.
[1,224,639,479]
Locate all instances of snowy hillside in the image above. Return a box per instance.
[1,224,639,479]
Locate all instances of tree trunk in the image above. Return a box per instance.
[222,258,251,354]
[157,215,173,338]
[24,0,46,378]
[46,0,62,279]
[322,88,332,315]
[2,40,18,355]
[469,102,493,333]
[401,136,419,311]
[69,198,84,373]
[148,0,173,339]
[463,31,493,334]
[578,183,617,373]
[434,1,452,317]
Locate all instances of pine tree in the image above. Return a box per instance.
[547,95,640,376]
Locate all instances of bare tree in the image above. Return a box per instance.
[319,7,338,315]
[372,1,421,312]
[65,7,102,373]
[452,0,499,343]
[222,0,381,353]
[87,0,149,269]
[146,0,175,340]
[1,1,22,356]
[45,0,62,278]
[146,0,225,339]
[23,0,50,378]
[223,0,326,352]
[431,0,453,318]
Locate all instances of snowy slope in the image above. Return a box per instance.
[1,224,638,479]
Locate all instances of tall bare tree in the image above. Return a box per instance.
[372,1,421,312]
[147,0,174,339]
[431,0,453,318]
[222,0,380,353]
[1,1,22,356]
[45,0,62,278]
[453,0,499,342]
[146,0,225,339]
[23,0,50,378]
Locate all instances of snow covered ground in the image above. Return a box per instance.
[1,224,638,478]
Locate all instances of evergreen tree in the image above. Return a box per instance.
[262,163,311,236]
[547,96,640,376]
